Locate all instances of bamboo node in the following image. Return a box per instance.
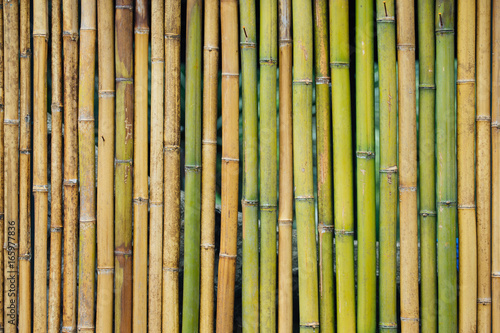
[19,253,31,261]
[201,243,215,249]
[164,145,180,152]
[61,326,76,333]
[240,42,256,49]
[135,28,150,34]
[241,199,259,207]
[115,158,133,165]
[399,186,416,192]
[300,322,320,329]
[419,210,437,217]
[204,45,219,51]
[419,84,436,90]
[79,217,96,224]
[52,104,63,113]
[330,61,350,69]
[114,249,133,257]
[63,179,78,186]
[20,148,31,155]
[97,267,115,275]
[260,204,277,211]
[435,28,454,35]
[492,122,500,129]
[78,117,94,123]
[279,38,292,46]
[4,119,20,125]
[33,184,49,192]
[492,272,500,277]
[476,115,491,122]
[396,44,416,51]
[149,202,163,207]
[380,166,398,173]
[222,157,239,163]
[20,50,31,58]
[456,79,475,85]
[51,226,63,233]
[222,72,239,77]
[293,79,313,85]
[165,33,181,40]
[219,253,237,259]
[62,31,79,41]
[457,204,476,209]
[278,219,293,226]
[133,197,149,205]
[335,229,354,236]
[295,195,314,201]
[202,139,217,145]
[437,200,457,207]
[378,322,398,329]
[163,267,180,272]
[185,165,202,173]
[115,4,133,10]
[3,242,18,250]
[99,90,115,98]
[376,16,395,23]
[400,317,419,322]
[77,326,96,332]
[477,297,491,304]
[116,77,134,83]
[315,76,331,85]
[319,224,335,233]
[151,58,165,64]
[356,150,376,159]
[260,58,277,65]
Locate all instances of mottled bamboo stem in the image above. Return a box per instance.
[0,2,3,329]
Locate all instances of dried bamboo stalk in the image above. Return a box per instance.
[0,2,4,331]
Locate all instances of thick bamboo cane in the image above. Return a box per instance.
[457,0,477,330]
[278,0,292,331]
[77,1,97,330]
[417,0,437,330]
[200,0,219,331]
[163,0,182,331]
[48,0,63,330]
[313,1,334,331]
[292,0,319,331]
[149,0,164,330]
[95,0,115,331]
[0,4,4,331]
[33,1,49,332]
[436,0,457,330]
[215,0,240,331]
[114,1,134,331]
[3,0,20,331]
[18,0,31,331]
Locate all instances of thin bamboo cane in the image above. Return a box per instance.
[3,0,20,331]
[200,0,219,331]
[435,0,457,330]
[313,1,334,331]
[77,1,97,330]
[215,0,240,331]
[457,0,477,330]
[417,0,437,330]
[18,0,31,331]
[149,0,164,330]
[62,0,79,330]
[114,1,134,332]
[476,0,492,330]
[377,0,398,330]
[163,0,181,331]
[0,3,4,332]
[33,1,49,332]
[355,0,376,329]
[330,1,356,330]
[48,0,63,330]
[183,0,203,330]
[278,0,292,331]
[292,0,319,331]
[95,0,115,331]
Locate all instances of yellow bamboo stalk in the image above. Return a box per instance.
[0,2,4,331]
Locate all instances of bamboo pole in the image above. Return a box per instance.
[33,0,49,331]
[48,0,63,330]
[292,0,319,331]
[355,0,376,329]
[457,0,477,330]
[278,0,292,331]
[313,0,334,331]
[163,0,181,331]
[3,0,20,331]
[377,0,398,330]
[95,0,115,331]
[417,0,437,330]
[0,2,4,332]
[18,0,31,331]
[200,0,219,331]
[132,1,148,330]
[149,0,164,330]
[435,0,457,330]
[114,1,134,331]
[215,0,240,331]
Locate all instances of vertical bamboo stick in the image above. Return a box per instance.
[313,1,334,331]
[292,0,319,331]
[3,0,20,331]
[114,0,134,331]
[278,0,292,331]
[163,0,181,331]
[77,0,97,330]
[0,3,4,330]
[149,0,164,330]
[377,0,398,330]
[418,0,437,330]
[200,0,219,331]
[18,0,31,331]
[435,0,457,330]
[95,0,115,331]
[33,0,49,331]
[48,0,63,330]
[215,0,240,331]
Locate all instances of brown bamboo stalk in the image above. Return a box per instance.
[18,0,31,331]
[3,0,20,331]
[33,0,49,332]
[62,0,79,330]
[48,0,63,331]
[200,0,219,331]
[215,0,240,331]
[95,0,115,331]
[0,2,5,331]
[149,0,164,330]
[163,0,182,331]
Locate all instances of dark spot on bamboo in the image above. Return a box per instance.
[383,1,388,16]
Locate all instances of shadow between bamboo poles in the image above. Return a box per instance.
[114,1,134,331]
[200,0,219,331]
[96,1,115,332]
[215,0,240,331]
[278,0,293,331]
[0,3,3,329]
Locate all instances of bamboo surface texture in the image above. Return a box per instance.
[0,3,3,330]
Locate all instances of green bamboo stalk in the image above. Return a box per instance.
[355,0,376,330]
[435,0,457,331]
[182,0,203,330]
[376,0,398,330]
[240,0,259,331]
[313,1,334,331]
[292,0,319,331]
[259,0,278,330]
[418,0,437,331]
